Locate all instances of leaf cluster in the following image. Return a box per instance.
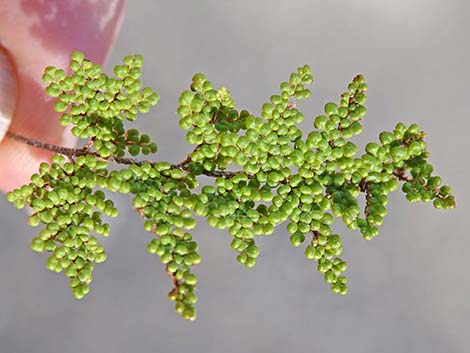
[6,52,455,320]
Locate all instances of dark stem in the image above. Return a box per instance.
[6,131,87,156]
[5,131,409,184]
[5,131,247,179]
[393,169,410,181]
[359,179,371,217]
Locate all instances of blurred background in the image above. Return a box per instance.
[1,1,469,352]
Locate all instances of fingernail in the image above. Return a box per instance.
[0,44,17,142]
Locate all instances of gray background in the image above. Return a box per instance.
[1,1,469,352]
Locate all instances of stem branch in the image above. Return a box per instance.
[5,131,247,179]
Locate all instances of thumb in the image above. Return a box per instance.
[0,0,125,192]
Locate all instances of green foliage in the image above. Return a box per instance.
[6,52,455,320]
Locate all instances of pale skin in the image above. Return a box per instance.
[0,0,125,192]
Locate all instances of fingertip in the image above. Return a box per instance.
[0,137,52,192]
[0,0,125,192]
[0,45,17,142]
